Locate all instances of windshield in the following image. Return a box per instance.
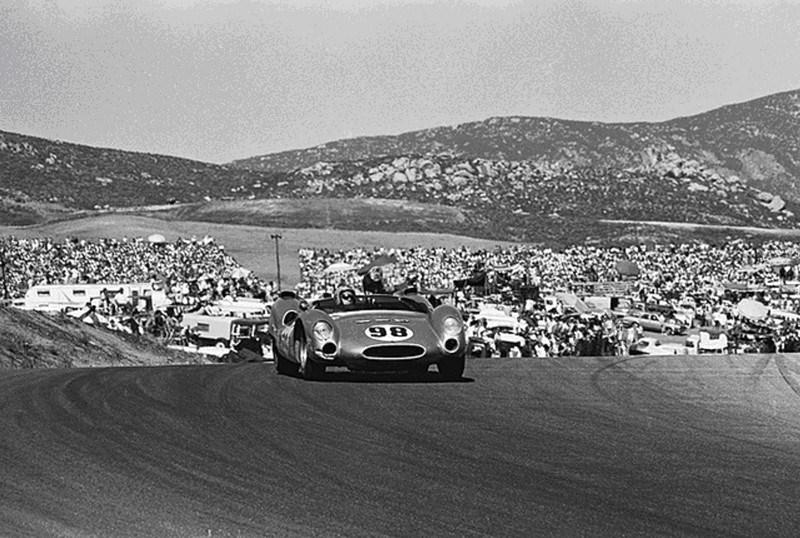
[313,294,430,314]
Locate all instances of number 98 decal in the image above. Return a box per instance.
[365,325,413,341]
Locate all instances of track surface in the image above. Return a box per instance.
[3,356,800,537]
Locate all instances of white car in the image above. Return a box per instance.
[629,337,690,356]
[685,331,729,353]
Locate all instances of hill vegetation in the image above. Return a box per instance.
[0,306,205,368]
[232,89,800,201]
[1,89,799,245]
[0,130,283,210]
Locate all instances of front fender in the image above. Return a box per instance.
[297,309,340,358]
[431,304,467,350]
[269,297,302,333]
[431,304,464,329]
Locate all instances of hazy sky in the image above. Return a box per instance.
[2,0,799,163]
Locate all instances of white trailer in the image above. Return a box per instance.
[180,313,270,348]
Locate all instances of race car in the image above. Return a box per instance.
[268,289,467,380]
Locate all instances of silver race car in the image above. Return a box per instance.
[269,289,466,380]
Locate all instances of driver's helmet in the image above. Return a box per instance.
[335,287,357,305]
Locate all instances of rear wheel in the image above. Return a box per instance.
[297,337,325,380]
[438,355,465,381]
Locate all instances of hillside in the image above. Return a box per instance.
[1,88,799,244]
[232,89,800,201]
[0,306,206,368]
[0,130,285,211]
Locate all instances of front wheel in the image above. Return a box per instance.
[297,337,325,380]
[438,355,465,381]
[274,341,298,375]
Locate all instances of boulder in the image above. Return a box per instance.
[767,196,786,212]
[688,182,709,192]
[756,191,773,202]
[456,162,476,174]
[667,167,683,178]
[392,157,409,170]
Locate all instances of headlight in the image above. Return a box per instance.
[442,316,463,335]
[312,320,333,342]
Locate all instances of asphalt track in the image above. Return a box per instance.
[2,356,800,537]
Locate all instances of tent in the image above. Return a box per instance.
[147,233,166,244]
[736,298,769,321]
[768,256,799,267]
[323,262,356,274]
[555,292,590,314]
[614,260,640,277]
[230,267,251,279]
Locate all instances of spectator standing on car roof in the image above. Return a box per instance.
[362,267,389,294]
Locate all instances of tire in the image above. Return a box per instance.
[274,341,297,375]
[438,355,465,381]
[297,337,325,380]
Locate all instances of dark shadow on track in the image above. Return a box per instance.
[279,368,475,384]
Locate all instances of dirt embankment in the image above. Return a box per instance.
[0,306,207,369]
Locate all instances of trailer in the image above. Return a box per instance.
[180,313,270,349]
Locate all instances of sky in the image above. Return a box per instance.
[2,0,799,163]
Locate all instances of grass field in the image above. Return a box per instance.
[0,214,518,286]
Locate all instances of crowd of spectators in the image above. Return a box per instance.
[0,236,271,301]
[0,235,275,342]
[6,233,800,357]
[297,240,800,356]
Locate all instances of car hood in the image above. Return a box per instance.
[330,310,439,345]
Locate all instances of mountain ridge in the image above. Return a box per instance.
[230,88,800,202]
[1,88,799,245]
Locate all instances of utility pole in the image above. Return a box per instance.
[1,240,9,303]
[270,233,282,290]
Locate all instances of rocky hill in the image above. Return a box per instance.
[0,130,284,215]
[231,89,800,202]
[1,88,799,244]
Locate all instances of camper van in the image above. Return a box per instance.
[181,313,270,349]
[15,283,168,313]
[207,296,270,317]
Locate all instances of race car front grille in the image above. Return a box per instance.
[363,344,426,359]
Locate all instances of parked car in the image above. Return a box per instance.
[622,310,688,335]
[181,313,270,349]
[685,330,729,354]
[629,337,690,355]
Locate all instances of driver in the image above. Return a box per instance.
[336,287,357,306]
